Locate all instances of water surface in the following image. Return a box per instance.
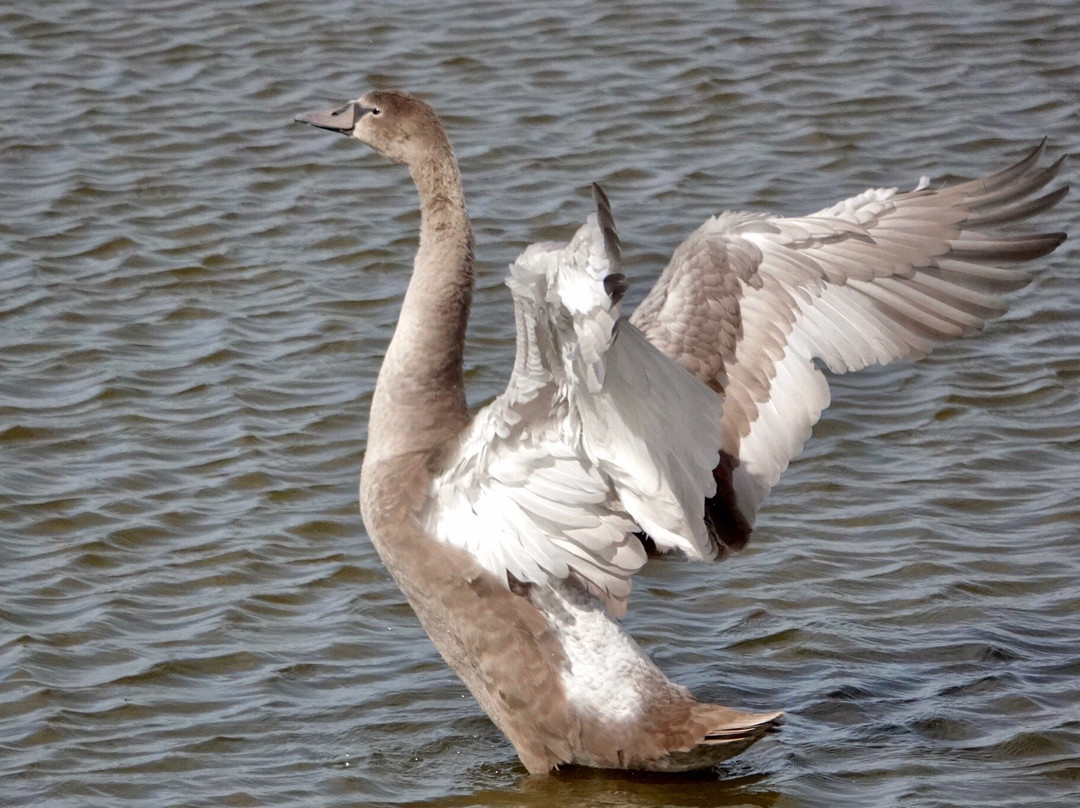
[2,1,1078,806]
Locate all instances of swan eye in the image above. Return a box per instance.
[371,107,382,116]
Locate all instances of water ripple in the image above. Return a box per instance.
[1,1,1078,807]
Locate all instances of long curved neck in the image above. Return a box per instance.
[365,144,475,464]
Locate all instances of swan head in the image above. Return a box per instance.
[295,90,450,166]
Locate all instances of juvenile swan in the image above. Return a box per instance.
[295,91,1066,773]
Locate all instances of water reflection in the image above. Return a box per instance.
[401,765,782,808]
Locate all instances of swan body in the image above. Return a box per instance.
[295,90,1067,773]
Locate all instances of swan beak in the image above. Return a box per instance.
[294,102,357,134]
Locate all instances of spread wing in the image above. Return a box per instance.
[423,188,726,615]
[630,141,1068,548]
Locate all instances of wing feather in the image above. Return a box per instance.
[632,142,1067,544]
[424,191,725,615]
[426,145,1065,613]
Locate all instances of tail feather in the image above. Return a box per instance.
[699,706,784,743]
[704,704,781,743]
[648,705,784,772]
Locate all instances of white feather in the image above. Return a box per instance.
[424,145,1062,614]
[631,143,1062,533]
[423,213,725,614]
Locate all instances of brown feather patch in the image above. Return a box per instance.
[704,450,752,554]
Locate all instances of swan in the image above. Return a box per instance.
[295,90,1067,773]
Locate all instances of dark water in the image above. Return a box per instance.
[2,1,1078,806]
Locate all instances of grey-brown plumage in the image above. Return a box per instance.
[296,90,1066,774]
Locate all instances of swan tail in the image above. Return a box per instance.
[654,704,784,772]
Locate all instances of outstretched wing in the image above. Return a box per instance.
[423,188,725,615]
[630,142,1068,548]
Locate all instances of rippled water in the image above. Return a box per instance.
[2,1,1078,806]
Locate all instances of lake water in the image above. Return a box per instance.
[2,1,1078,806]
